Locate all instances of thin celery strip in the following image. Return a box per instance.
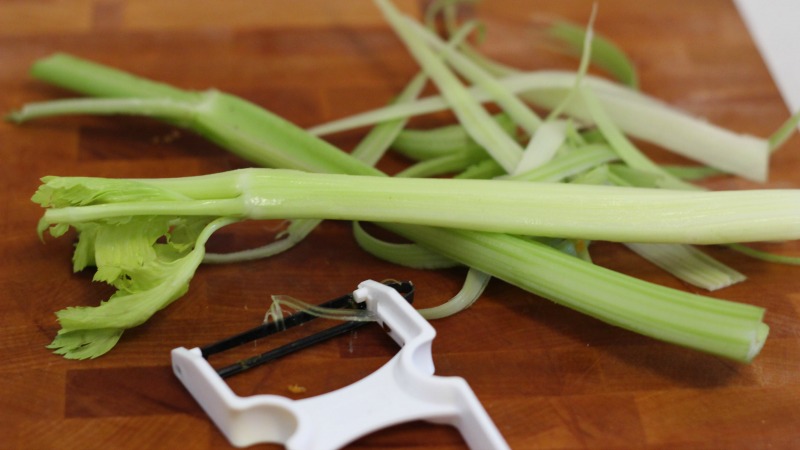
[546,19,639,88]
[662,165,725,181]
[268,295,377,322]
[351,17,478,164]
[625,243,746,291]
[512,8,593,176]
[37,168,800,245]
[418,268,491,319]
[768,108,800,153]
[350,72,429,165]
[203,218,320,264]
[513,120,569,175]
[391,113,513,161]
[394,151,487,178]
[352,221,457,269]
[568,164,612,186]
[728,243,800,265]
[545,4,597,123]
[515,74,769,182]
[405,16,542,135]
[454,158,505,179]
[606,163,662,188]
[579,87,698,190]
[374,0,524,173]
[505,144,618,182]
[423,0,475,31]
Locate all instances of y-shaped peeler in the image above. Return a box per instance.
[171,279,509,449]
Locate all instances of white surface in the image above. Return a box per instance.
[172,280,509,450]
[735,0,800,115]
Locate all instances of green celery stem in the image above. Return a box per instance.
[30,54,382,176]
[44,169,800,245]
[380,223,768,362]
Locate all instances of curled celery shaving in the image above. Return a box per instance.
[353,222,457,269]
[307,70,770,182]
[728,243,800,266]
[545,19,639,89]
[268,295,377,322]
[418,268,491,319]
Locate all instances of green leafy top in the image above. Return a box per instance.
[34,176,233,359]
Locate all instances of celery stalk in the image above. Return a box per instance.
[36,168,800,245]
[17,54,381,177]
[380,223,768,362]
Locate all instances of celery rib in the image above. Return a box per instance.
[380,223,767,362]
[38,168,800,245]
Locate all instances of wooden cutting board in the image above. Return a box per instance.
[2,1,799,448]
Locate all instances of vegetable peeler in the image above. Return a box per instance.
[171,279,509,449]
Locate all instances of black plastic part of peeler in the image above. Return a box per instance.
[200,280,414,379]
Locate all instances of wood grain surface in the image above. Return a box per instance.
[2,1,800,449]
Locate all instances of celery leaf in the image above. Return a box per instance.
[34,176,234,359]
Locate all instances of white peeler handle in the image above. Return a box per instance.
[172,280,509,450]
